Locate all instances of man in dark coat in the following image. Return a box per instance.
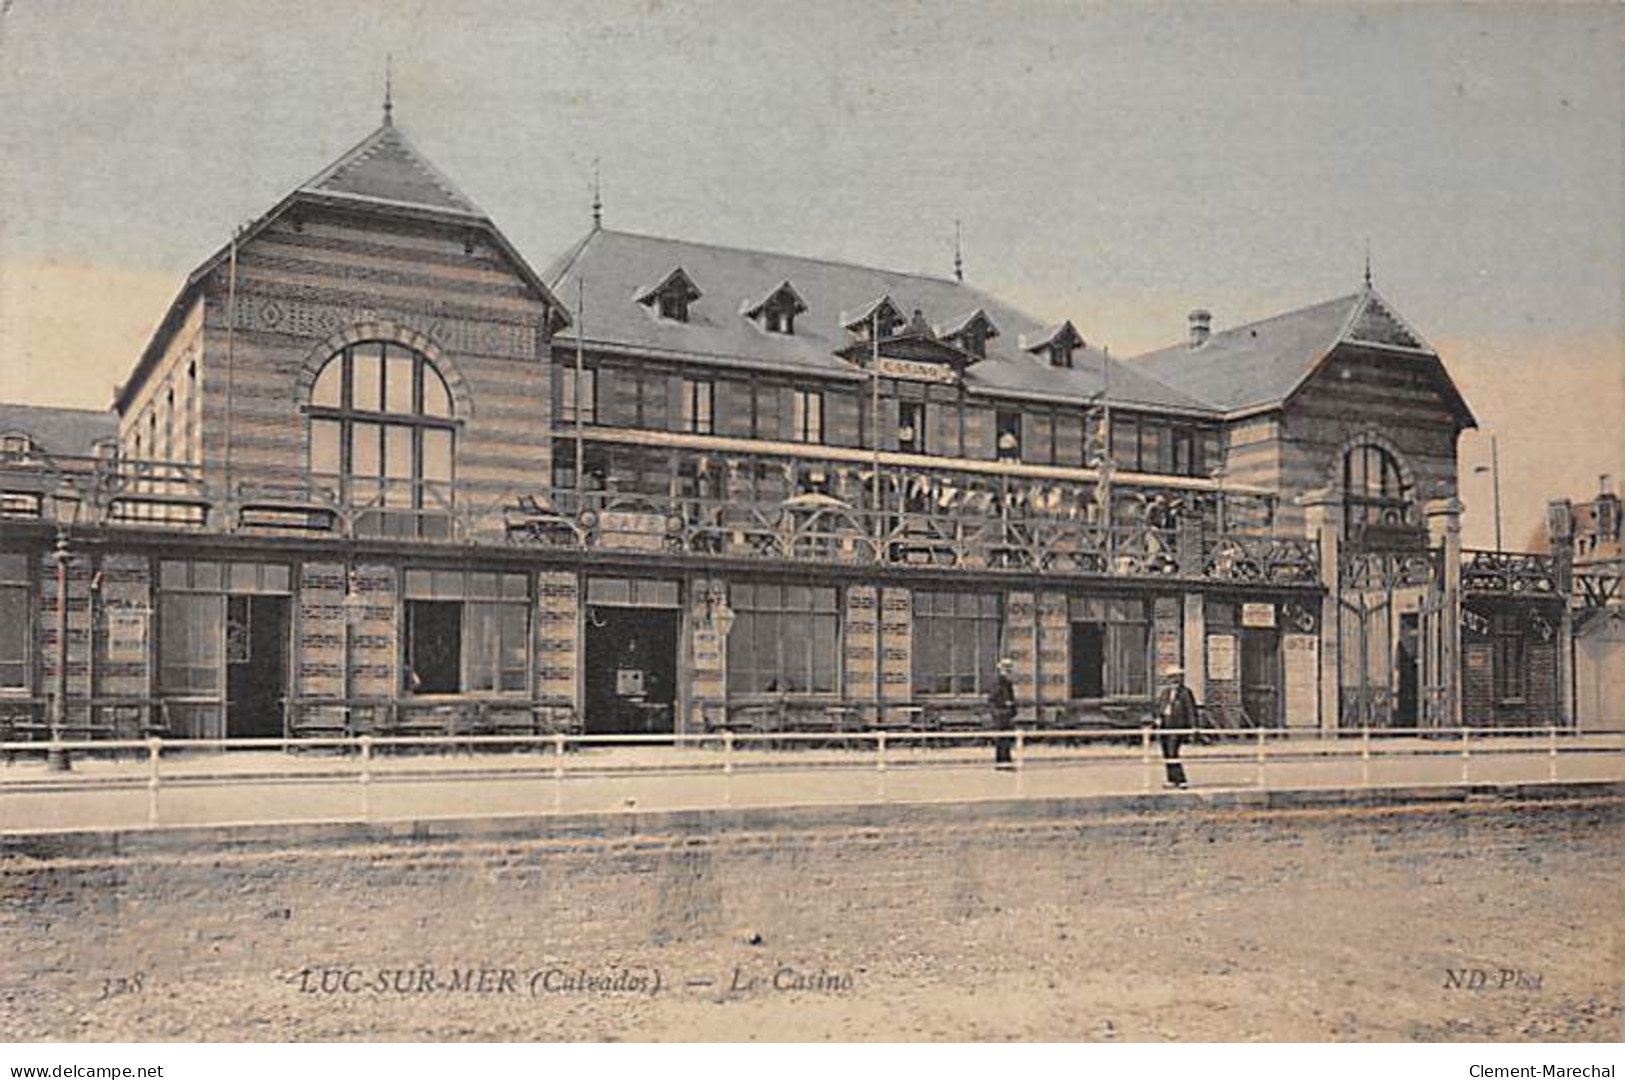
[988,657,1017,770]
[1155,663,1197,789]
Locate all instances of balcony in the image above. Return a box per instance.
[0,451,1322,587]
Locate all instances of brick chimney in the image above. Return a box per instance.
[1188,309,1212,349]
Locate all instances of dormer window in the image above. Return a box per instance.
[844,296,904,342]
[744,281,807,336]
[939,309,1000,360]
[1022,320,1084,369]
[0,433,35,459]
[636,267,703,324]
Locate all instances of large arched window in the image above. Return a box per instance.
[309,342,454,533]
[1343,442,1411,538]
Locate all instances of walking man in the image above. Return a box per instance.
[988,657,1017,770]
[1155,663,1197,789]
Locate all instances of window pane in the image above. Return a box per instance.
[500,604,529,692]
[351,423,382,477]
[312,360,342,408]
[263,565,291,594]
[405,570,434,598]
[0,584,27,688]
[352,345,383,412]
[385,350,415,414]
[422,429,452,484]
[423,365,451,418]
[159,594,221,692]
[407,600,461,694]
[192,562,221,591]
[384,425,413,478]
[228,563,257,592]
[311,419,342,476]
[469,573,499,599]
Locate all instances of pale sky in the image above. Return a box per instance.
[1,0,1620,550]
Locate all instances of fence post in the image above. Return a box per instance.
[876,730,887,773]
[146,737,162,826]
[1014,729,1025,772]
[1460,726,1471,783]
[1255,726,1267,789]
[723,730,734,776]
[1361,725,1371,789]
[358,734,372,819]
[1141,727,1153,793]
[1548,723,1558,783]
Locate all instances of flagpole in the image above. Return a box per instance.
[575,278,586,504]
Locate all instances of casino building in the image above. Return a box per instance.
[0,110,1576,742]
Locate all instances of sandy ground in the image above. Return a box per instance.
[0,797,1619,1042]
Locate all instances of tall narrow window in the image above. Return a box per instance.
[560,366,597,425]
[898,401,926,454]
[682,379,714,435]
[793,389,824,444]
[996,410,1022,461]
[0,553,29,689]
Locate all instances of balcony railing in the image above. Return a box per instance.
[1461,549,1561,598]
[0,452,1322,586]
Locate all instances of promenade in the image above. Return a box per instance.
[3,732,1620,834]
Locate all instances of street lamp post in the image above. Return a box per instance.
[46,529,72,771]
[1473,435,1503,552]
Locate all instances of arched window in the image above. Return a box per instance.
[1342,443,1411,538]
[309,342,454,533]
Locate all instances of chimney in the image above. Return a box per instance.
[1188,309,1212,349]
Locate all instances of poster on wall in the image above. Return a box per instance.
[1206,634,1237,682]
[1283,633,1319,727]
[692,627,722,673]
[1242,602,1277,629]
[105,606,148,663]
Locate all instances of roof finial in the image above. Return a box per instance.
[591,158,602,228]
[1363,238,1372,289]
[953,219,964,283]
[383,54,394,126]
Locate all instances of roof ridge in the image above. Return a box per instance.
[0,401,116,416]
[589,227,968,288]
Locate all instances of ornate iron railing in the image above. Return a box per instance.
[0,453,1321,586]
[1461,549,1561,597]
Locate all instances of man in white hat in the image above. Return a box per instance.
[1155,663,1197,788]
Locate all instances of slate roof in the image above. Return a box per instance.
[1127,287,1472,427]
[546,228,1211,414]
[0,403,117,457]
[297,120,484,218]
[1130,293,1364,414]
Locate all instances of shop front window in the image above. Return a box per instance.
[914,590,1002,696]
[726,583,839,695]
[404,570,529,694]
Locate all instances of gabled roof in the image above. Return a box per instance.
[1020,319,1085,353]
[297,120,484,218]
[937,308,1000,342]
[841,295,904,333]
[1127,286,1475,426]
[635,267,703,306]
[547,228,1211,414]
[742,280,808,319]
[117,118,565,414]
[0,403,117,457]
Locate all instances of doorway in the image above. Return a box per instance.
[1240,627,1281,727]
[226,594,289,738]
[584,606,679,735]
[1395,613,1420,727]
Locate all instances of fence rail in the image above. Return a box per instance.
[2,725,1619,831]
